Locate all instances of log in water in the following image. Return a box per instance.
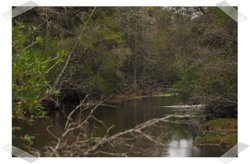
[13,96,230,157]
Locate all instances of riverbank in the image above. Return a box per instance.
[194,118,237,148]
[108,89,179,104]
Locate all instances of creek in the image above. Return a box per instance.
[13,96,229,157]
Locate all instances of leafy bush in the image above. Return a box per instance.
[13,22,57,117]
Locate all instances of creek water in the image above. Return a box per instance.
[13,96,229,157]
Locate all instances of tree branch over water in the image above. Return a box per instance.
[34,97,196,157]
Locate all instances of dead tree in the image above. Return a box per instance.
[32,95,196,157]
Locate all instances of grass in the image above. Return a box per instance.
[134,92,178,98]
[123,92,178,101]
[155,92,179,97]
[194,118,237,147]
[203,118,237,131]
[195,133,237,147]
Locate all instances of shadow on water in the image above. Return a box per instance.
[13,96,229,157]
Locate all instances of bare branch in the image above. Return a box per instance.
[83,114,193,156]
[40,96,195,157]
[64,94,89,130]
[134,130,166,147]
[46,125,60,140]
[53,7,96,89]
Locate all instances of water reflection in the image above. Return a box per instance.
[167,138,199,157]
[13,96,230,157]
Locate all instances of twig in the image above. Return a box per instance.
[22,40,38,50]
[100,104,119,108]
[46,125,60,140]
[83,114,193,156]
[62,97,107,138]
[105,125,115,137]
[64,94,89,130]
[90,115,107,128]
[134,130,166,147]
[95,151,127,157]
[53,7,96,88]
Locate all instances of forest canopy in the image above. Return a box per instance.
[12,7,237,118]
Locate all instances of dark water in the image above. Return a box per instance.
[13,96,229,157]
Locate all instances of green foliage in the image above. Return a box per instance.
[12,126,23,131]
[209,7,231,26]
[80,64,94,78]
[195,134,237,147]
[86,74,112,95]
[20,134,35,146]
[45,87,60,97]
[100,48,132,84]
[92,8,115,22]
[12,21,55,117]
[171,7,237,104]
[12,7,237,118]
[203,118,237,130]
[174,58,198,96]
[195,118,237,147]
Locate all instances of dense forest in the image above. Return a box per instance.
[12,7,237,157]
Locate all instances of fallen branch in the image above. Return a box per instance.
[62,97,106,138]
[83,114,194,156]
[39,96,196,157]
[64,94,89,130]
